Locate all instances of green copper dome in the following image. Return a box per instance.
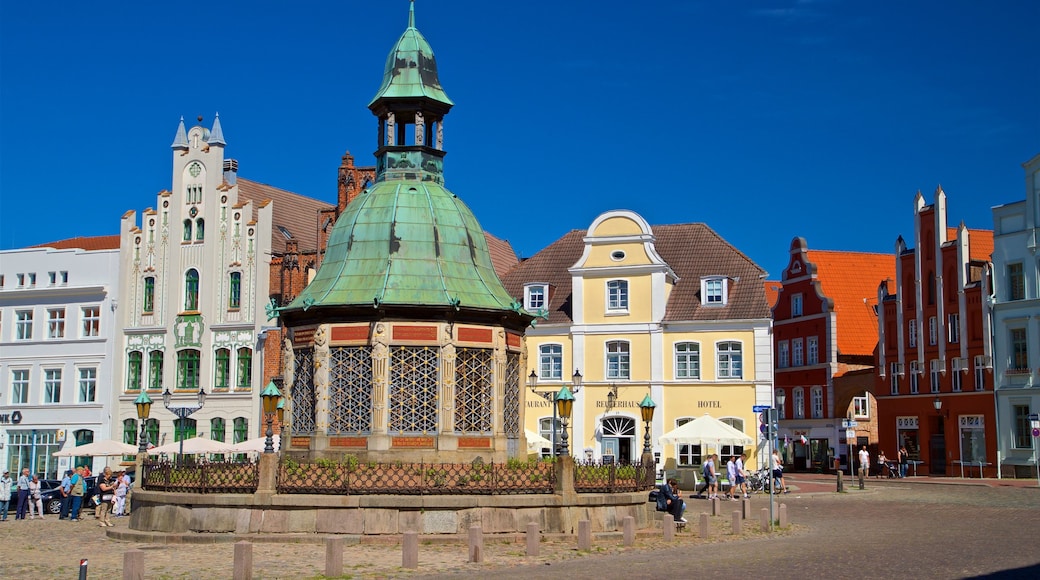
[285,180,520,313]
[368,2,453,108]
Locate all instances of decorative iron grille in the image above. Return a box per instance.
[573,461,656,493]
[141,459,259,493]
[276,458,555,495]
[328,346,373,434]
[454,348,493,433]
[292,348,316,434]
[389,346,439,433]
[503,352,521,438]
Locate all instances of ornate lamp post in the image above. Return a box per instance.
[261,381,282,454]
[639,394,656,454]
[555,385,575,456]
[134,391,153,453]
[163,386,207,465]
[528,369,582,457]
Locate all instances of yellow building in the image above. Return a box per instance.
[502,210,774,469]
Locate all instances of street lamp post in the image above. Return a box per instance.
[555,385,575,456]
[163,386,207,466]
[770,388,786,531]
[639,394,656,454]
[134,391,153,453]
[528,369,582,457]
[260,381,282,454]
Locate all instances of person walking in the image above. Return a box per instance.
[28,473,44,519]
[858,445,871,482]
[705,454,719,500]
[736,453,749,498]
[725,455,738,500]
[69,466,86,521]
[898,446,909,479]
[95,467,115,526]
[772,449,789,493]
[58,469,73,519]
[15,467,31,520]
[0,470,12,521]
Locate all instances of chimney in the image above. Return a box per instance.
[223,159,239,185]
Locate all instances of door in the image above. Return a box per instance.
[601,438,619,464]
[600,416,636,464]
[929,434,946,475]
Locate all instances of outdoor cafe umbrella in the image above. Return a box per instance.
[658,413,754,447]
[525,429,554,453]
[148,436,237,455]
[227,434,281,454]
[52,439,138,457]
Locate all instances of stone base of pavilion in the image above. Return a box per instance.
[126,489,653,536]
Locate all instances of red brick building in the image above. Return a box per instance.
[875,189,995,477]
[771,238,894,472]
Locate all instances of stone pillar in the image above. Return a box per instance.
[661,514,674,542]
[312,324,331,446]
[402,531,419,569]
[760,508,770,532]
[779,503,789,528]
[837,470,844,492]
[578,520,592,550]
[257,453,278,493]
[233,541,253,580]
[526,522,540,556]
[369,324,390,447]
[699,513,710,539]
[468,525,483,563]
[555,455,576,498]
[325,537,343,577]
[741,497,751,519]
[493,338,507,437]
[732,511,742,534]
[622,516,635,547]
[710,497,720,516]
[440,343,457,433]
[123,549,144,580]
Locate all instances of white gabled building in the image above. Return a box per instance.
[0,238,121,477]
[990,152,1040,478]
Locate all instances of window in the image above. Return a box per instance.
[717,342,742,379]
[928,316,937,346]
[791,293,803,317]
[811,387,823,418]
[148,351,164,390]
[28,272,36,287]
[127,351,143,390]
[195,218,205,240]
[61,271,68,284]
[44,369,62,403]
[808,336,819,365]
[674,342,700,379]
[214,348,231,389]
[143,277,155,313]
[607,280,628,311]
[47,308,65,339]
[183,219,193,241]
[776,389,786,419]
[78,367,97,402]
[143,419,159,448]
[951,367,962,392]
[908,320,917,348]
[792,338,804,367]
[675,417,702,466]
[1010,328,1028,371]
[48,271,56,285]
[16,309,33,340]
[228,272,241,309]
[974,356,986,391]
[890,362,899,395]
[184,269,200,311]
[778,340,789,369]
[233,417,249,444]
[538,344,563,380]
[525,284,547,312]
[1013,405,1033,449]
[930,359,941,393]
[948,314,960,344]
[173,418,197,441]
[1008,263,1025,300]
[11,369,29,404]
[17,273,25,287]
[123,419,138,448]
[177,349,201,390]
[793,387,804,419]
[537,417,561,454]
[853,396,869,419]
[719,418,745,459]
[606,341,630,379]
[237,347,252,389]
[81,306,100,337]
[704,278,725,304]
[211,418,226,443]
[909,361,919,394]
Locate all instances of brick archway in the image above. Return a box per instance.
[832,368,879,419]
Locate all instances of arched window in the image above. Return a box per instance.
[228,272,241,309]
[122,419,138,447]
[177,349,201,390]
[237,347,252,390]
[538,417,561,455]
[148,351,164,390]
[214,348,231,389]
[793,387,805,419]
[73,429,94,468]
[674,342,700,379]
[143,276,155,313]
[811,386,824,418]
[173,417,197,442]
[674,417,700,466]
[127,350,143,390]
[183,219,192,241]
[143,419,159,448]
[776,388,786,419]
[927,271,936,305]
[233,417,249,444]
[184,269,199,311]
[211,418,226,442]
[195,218,205,240]
[719,417,746,458]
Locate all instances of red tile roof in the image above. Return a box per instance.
[802,250,896,356]
[764,280,781,311]
[484,231,520,281]
[31,235,121,251]
[237,178,334,256]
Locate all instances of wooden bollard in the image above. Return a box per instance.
[699,513,710,539]
[578,519,592,550]
[325,537,344,577]
[468,525,483,563]
[622,516,635,547]
[759,508,770,532]
[779,503,789,528]
[233,541,253,580]
[123,549,144,580]
[742,497,752,519]
[402,531,419,569]
[661,513,674,542]
[526,522,540,557]
[711,497,721,516]
[732,511,742,534]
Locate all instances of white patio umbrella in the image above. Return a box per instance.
[658,414,754,447]
[525,429,554,452]
[227,434,281,454]
[148,436,237,455]
[52,439,138,457]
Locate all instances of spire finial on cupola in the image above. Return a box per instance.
[409,0,415,28]
[209,112,226,146]
[171,116,189,150]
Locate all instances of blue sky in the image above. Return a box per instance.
[1,1,1037,279]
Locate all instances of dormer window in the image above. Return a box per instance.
[524,283,548,312]
[701,277,727,306]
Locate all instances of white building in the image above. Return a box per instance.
[991,152,1040,478]
[0,239,121,477]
